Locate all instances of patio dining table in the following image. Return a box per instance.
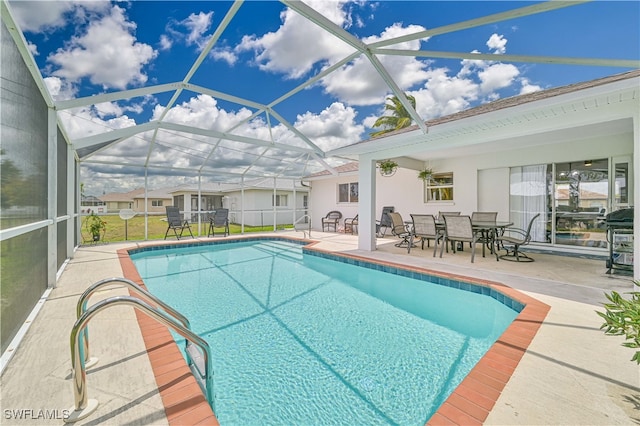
[435,219,513,257]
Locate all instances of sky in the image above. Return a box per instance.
[7,0,640,195]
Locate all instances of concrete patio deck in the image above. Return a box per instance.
[1,230,638,425]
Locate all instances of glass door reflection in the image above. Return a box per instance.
[554,159,608,248]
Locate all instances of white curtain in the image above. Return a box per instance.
[510,165,547,242]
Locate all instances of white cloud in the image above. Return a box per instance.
[519,78,543,95]
[293,102,364,151]
[9,0,74,32]
[109,94,365,169]
[33,2,534,192]
[411,68,479,119]
[235,1,525,128]
[210,48,238,66]
[478,63,520,94]
[458,51,486,78]
[487,33,507,54]
[158,10,215,54]
[236,0,355,79]
[159,34,172,51]
[182,12,213,50]
[47,5,157,90]
[8,0,110,33]
[58,106,136,140]
[94,102,123,118]
[237,1,430,107]
[43,76,77,101]
[152,94,254,132]
[322,23,430,105]
[27,41,38,56]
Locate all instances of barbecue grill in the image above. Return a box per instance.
[605,208,633,274]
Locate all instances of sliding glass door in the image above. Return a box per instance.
[509,157,633,250]
[509,165,548,243]
[553,159,608,248]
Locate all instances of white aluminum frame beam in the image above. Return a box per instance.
[375,49,640,68]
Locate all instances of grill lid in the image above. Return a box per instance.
[605,208,634,224]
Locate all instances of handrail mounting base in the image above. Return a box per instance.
[64,399,99,423]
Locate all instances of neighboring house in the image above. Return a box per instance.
[555,188,608,210]
[99,188,144,213]
[80,195,106,213]
[167,181,309,227]
[95,182,308,226]
[220,180,309,227]
[101,187,173,214]
[311,70,638,258]
[131,188,172,214]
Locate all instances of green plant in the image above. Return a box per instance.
[417,168,433,181]
[86,212,107,241]
[378,159,398,176]
[596,285,640,364]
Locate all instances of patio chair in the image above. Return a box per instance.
[207,208,230,237]
[438,211,461,220]
[408,214,442,255]
[322,210,342,232]
[471,211,498,251]
[471,211,498,222]
[344,214,358,234]
[164,206,194,240]
[388,212,412,248]
[495,213,540,262]
[439,215,480,262]
[376,206,395,237]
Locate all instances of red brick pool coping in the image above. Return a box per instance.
[117,236,550,426]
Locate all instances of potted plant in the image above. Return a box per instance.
[86,211,107,241]
[417,168,433,181]
[378,159,398,176]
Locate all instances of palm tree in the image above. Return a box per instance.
[369,93,416,138]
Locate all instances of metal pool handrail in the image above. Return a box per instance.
[76,277,190,365]
[294,214,312,238]
[66,295,215,422]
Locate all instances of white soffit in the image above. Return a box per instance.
[328,72,640,160]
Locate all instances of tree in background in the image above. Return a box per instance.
[370,94,417,138]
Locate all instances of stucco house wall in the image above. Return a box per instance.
[310,168,424,231]
[309,131,633,246]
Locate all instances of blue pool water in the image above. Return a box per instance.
[130,239,520,425]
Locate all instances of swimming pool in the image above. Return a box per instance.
[130,239,521,425]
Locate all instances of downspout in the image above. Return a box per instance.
[273,177,277,231]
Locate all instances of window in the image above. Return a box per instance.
[272,194,288,207]
[152,200,163,207]
[425,172,453,202]
[338,182,358,203]
[201,195,217,210]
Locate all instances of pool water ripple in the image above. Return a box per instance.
[131,240,518,425]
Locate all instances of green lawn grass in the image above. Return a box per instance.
[80,215,292,243]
